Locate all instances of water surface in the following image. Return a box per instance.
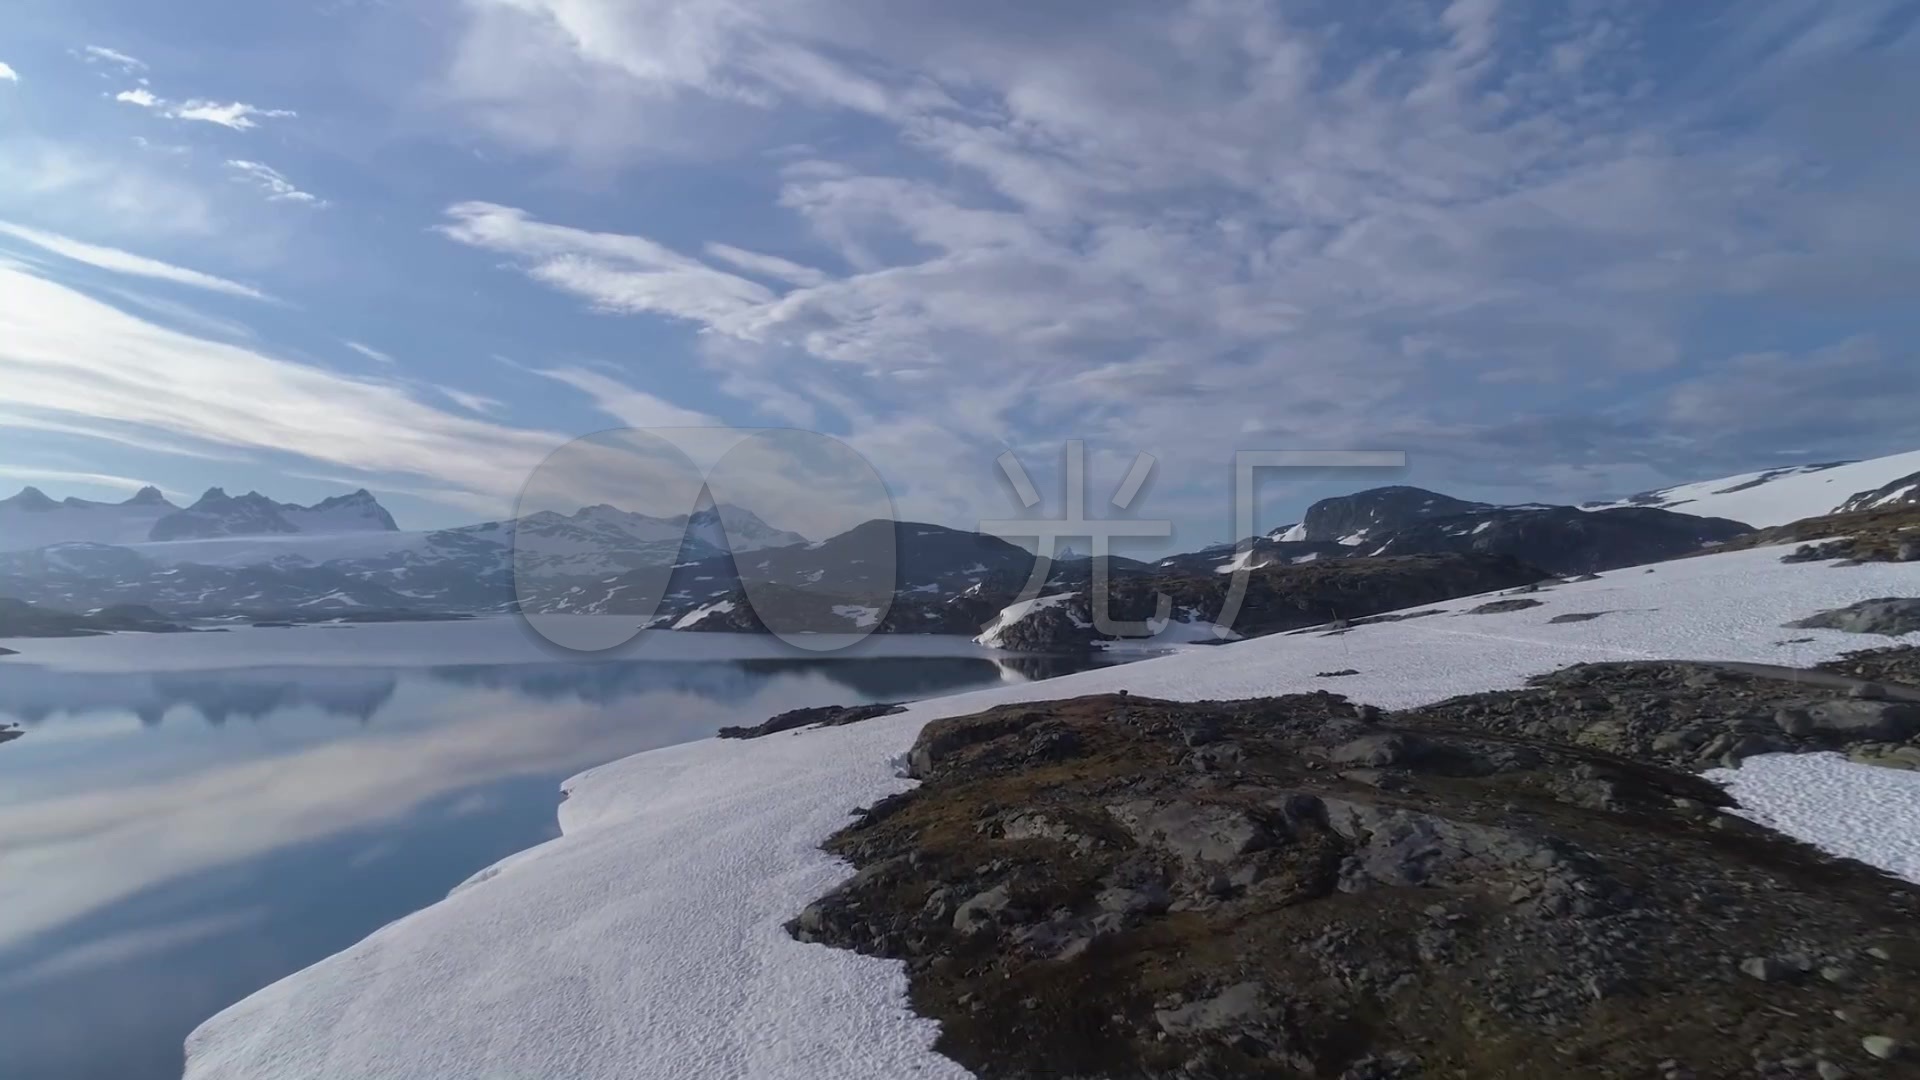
[0,619,1124,1080]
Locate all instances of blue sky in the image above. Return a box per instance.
[1,0,1917,547]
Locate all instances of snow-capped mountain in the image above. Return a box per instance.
[1581,448,1920,527]
[0,486,180,551]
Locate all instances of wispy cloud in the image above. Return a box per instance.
[0,62,19,84]
[0,220,269,300]
[0,260,583,512]
[115,88,295,131]
[344,341,397,365]
[225,159,324,206]
[81,46,146,73]
[172,100,296,131]
[438,202,774,324]
[0,466,171,498]
[434,0,1920,518]
[436,386,506,415]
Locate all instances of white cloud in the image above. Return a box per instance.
[0,466,172,498]
[173,100,296,131]
[226,159,324,205]
[528,365,717,429]
[345,341,397,365]
[0,62,19,83]
[431,0,1920,520]
[81,46,146,72]
[439,201,775,324]
[0,220,269,300]
[114,88,295,130]
[437,386,506,415]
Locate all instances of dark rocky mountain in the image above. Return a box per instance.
[0,487,62,512]
[1835,470,1920,515]
[1151,537,1351,577]
[149,489,304,540]
[1292,486,1495,546]
[976,552,1544,651]
[1365,505,1753,575]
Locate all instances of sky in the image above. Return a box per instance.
[1,0,1917,548]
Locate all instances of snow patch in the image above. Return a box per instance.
[185,545,1920,1080]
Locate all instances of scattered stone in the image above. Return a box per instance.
[1316,668,1361,678]
[1740,956,1796,982]
[1468,597,1544,615]
[718,701,906,739]
[1815,1061,1848,1080]
[1548,611,1609,624]
[1860,1035,1902,1061]
[1789,598,1920,638]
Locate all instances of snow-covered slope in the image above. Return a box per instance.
[184,544,1920,1080]
[0,486,178,552]
[1583,448,1920,527]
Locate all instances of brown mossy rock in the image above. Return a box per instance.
[789,672,1920,1079]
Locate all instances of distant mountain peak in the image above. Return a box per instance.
[124,486,173,507]
[1,486,58,511]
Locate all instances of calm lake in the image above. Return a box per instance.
[0,618,1128,1080]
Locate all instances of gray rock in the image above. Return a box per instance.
[1774,707,1814,736]
[1108,799,1274,866]
[1153,982,1272,1035]
[1815,1061,1848,1080]
[1788,597,1920,637]
[1330,732,1432,768]
[1097,883,1171,917]
[1804,700,1920,742]
[1861,1035,1902,1060]
[1469,598,1545,614]
[1739,956,1796,982]
[952,884,1014,933]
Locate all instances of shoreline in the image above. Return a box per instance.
[182,545,1920,1079]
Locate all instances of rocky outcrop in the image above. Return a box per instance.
[1713,503,1920,565]
[790,673,1920,1079]
[717,702,907,739]
[1790,598,1920,638]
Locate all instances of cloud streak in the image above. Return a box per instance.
[225,160,324,206]
[0,220,269,300]
[115,88,296,131]
[0,261,579,513]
